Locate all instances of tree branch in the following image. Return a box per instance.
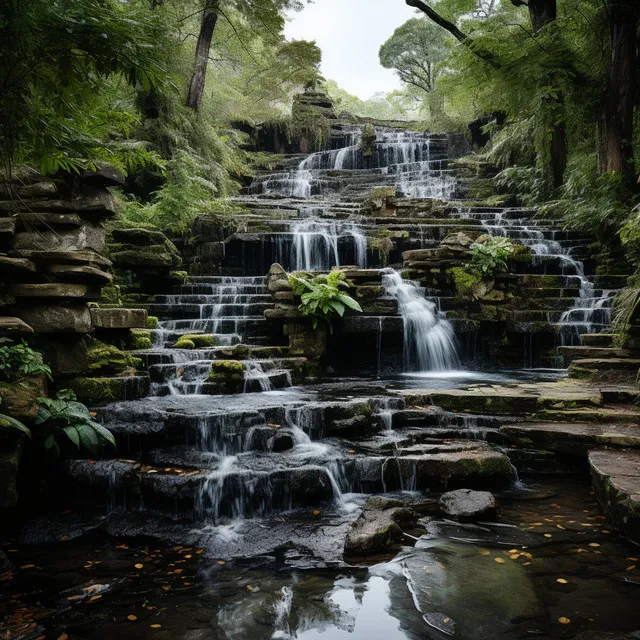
[405,0,500,68]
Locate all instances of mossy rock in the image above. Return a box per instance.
[128,329,153,351]
[66,377,128,406]
[147,316,159,329]
[207,361,246,394]
[170,334,219,349]
[87,339,142,375]
[170,338,196,350]
[0,375,47,423]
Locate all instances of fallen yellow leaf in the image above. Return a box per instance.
[556,578,568,584]
[494,558,505,564]
[135,564,144,569]
[150,624,162,629]
[558,617,570,625]
[127,615,137,621]
[479,550,490,556]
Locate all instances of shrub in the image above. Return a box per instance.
[0,340,52,382]
[36,389,115,458]
[469,237,515,276]
[289,270,363,330]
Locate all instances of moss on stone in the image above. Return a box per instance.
[87,339,142,375]
[66,377,127,406]
[129,329,153,351]
[170,334,219,349]
[207,360,246,394]
[147,316,159,329]
[170,338,196,350]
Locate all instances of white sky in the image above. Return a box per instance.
[284,0,418,100]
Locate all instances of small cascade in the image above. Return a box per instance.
[453,206,618,346]
[382,269,460,372]
[146,276,294,395]
[248,125,456,201]
[290,219,367,271]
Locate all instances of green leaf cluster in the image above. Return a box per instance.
[289,271,363,330]
[36,390,115,459]
[469,237,515,276]
[0,340,52,382]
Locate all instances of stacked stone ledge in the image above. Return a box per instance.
[0,165,147,380]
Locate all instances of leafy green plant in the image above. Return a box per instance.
[289,271,363,330]
[36,390,115,458]
[0,399,31,439]
[469,237,515,276]
[0,340,52,382]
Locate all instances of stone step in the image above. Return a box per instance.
[589,449,640,543]
[501,422,640,457]
[581,333,615,347]
[533,406,640,423]
[557,346,638,362]
[147,302,273,320]
[405,383,602,416]
[154,294,273,305]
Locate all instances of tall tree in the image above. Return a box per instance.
[598,0,638,185]
[186,0,221,112]
[379,18,450,117]
[511,0,566,186]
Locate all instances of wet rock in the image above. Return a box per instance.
[111,227,168,246]
[397,538,541,637]
[0,374,47,422]
[9,283,96,299]
[0,255,37,276]
[13,303,92,333]
[439,489,496,521]
[79,163,125,187]
[0,316,33,335]
[344,496,417,555]
[37,334,89,375]
[47,263,112,285]
[589,449,640,543]
[13,221,106,253]
[91,308,147,330]
[0,440,25,508]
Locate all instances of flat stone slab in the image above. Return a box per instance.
[0,316,34,335]
[9,283,93,298]
[402,379,603,416]
[11,249,112,269]
[0,255,37,274]
[501,422,640,456]
[91,308,147,330]
[589,449,640,543]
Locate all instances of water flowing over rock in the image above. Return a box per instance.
[382,268,460,372]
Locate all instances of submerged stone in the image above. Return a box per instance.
[344,496,416,555]
[439,488,496,521]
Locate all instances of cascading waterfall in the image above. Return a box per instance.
[456,206,616,345]
[382,269,460,372]
[291,220,367,271]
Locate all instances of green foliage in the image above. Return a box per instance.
[289,271,363,330]
[379,17,451,122]
[469,237,515,276]
[325,80,419,122]
[35,390,115,459]
[0,400,31,439]
[0,0,170,174]
[0,340,52,382]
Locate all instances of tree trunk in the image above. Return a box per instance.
[598,0,638,184]
[527,0,556,33]
[185,0,220,112]
[528,0,566,187]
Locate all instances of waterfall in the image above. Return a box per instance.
[382,269,460,372]
[291,220,367,271]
